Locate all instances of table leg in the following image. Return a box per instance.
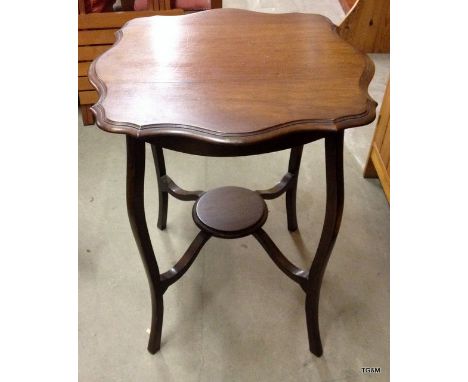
[151,144,168,230]
[286,145,304,231]
[127,137,164,354]
[305,131,344,356]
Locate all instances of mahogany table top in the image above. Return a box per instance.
[89,8,376,155]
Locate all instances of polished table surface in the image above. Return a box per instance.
[89,8,377,357]
[89,8,376,155]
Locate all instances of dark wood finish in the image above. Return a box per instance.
[89,9,376,357]
[127,136,212,352]
[256,146,303,230]
[193,187,268,239]
[160,175,203,201]
[253,228,308,291]
[126,136,164,354]
[150,145,168,229]
[151,146,304,238]
[305,131,345,356]
[159,230,211,292]
[80,104,95,125]
[89,9,376,154]
[286,146,303,231]
[257,172,294,199]
[211,0,222,8]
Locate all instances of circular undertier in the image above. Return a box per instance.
[193,186,268,238]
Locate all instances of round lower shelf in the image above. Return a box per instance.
[193,186,268,238]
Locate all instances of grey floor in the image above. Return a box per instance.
[79,1,390,381]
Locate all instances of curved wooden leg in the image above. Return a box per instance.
[306,132,344,356]
[286,145,303,231]
[151,144,168,230]
[127,137,164,354]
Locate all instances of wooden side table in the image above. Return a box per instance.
[89,9,376,357]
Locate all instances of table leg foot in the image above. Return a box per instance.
[305,132,344,357]
[148,292,164,354]
[151,144,168,230]
[286,145,303,232]
[305,292,323,356]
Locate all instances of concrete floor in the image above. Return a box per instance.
[79,1,389,381]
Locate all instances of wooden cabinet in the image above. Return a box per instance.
[364,80,390,202]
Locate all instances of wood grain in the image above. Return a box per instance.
[79,45,111,61]
[78,9,183,29]
[193,186,268,238]
[80,104,95,125]
[79,90,99,104]
[77,6,182,127]
[78,0,86,14]
[89,9,376,153]
[338,0,390,53]
[364,80,390,202]
[78,62,92,76]
[78,76,94,91]
[154,0,170,10]
[79,29,118,46]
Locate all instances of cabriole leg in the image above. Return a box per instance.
[127,137,164,354]
[305,132,344,356]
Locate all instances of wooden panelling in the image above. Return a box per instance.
[79,45,111,61]
[79,29,118,46]
[364,80,390,202]
[78,76,94,91]
[78,62,92,76]
[338,0,390,53]
[79,90,99,104]
[78,9,183,29]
